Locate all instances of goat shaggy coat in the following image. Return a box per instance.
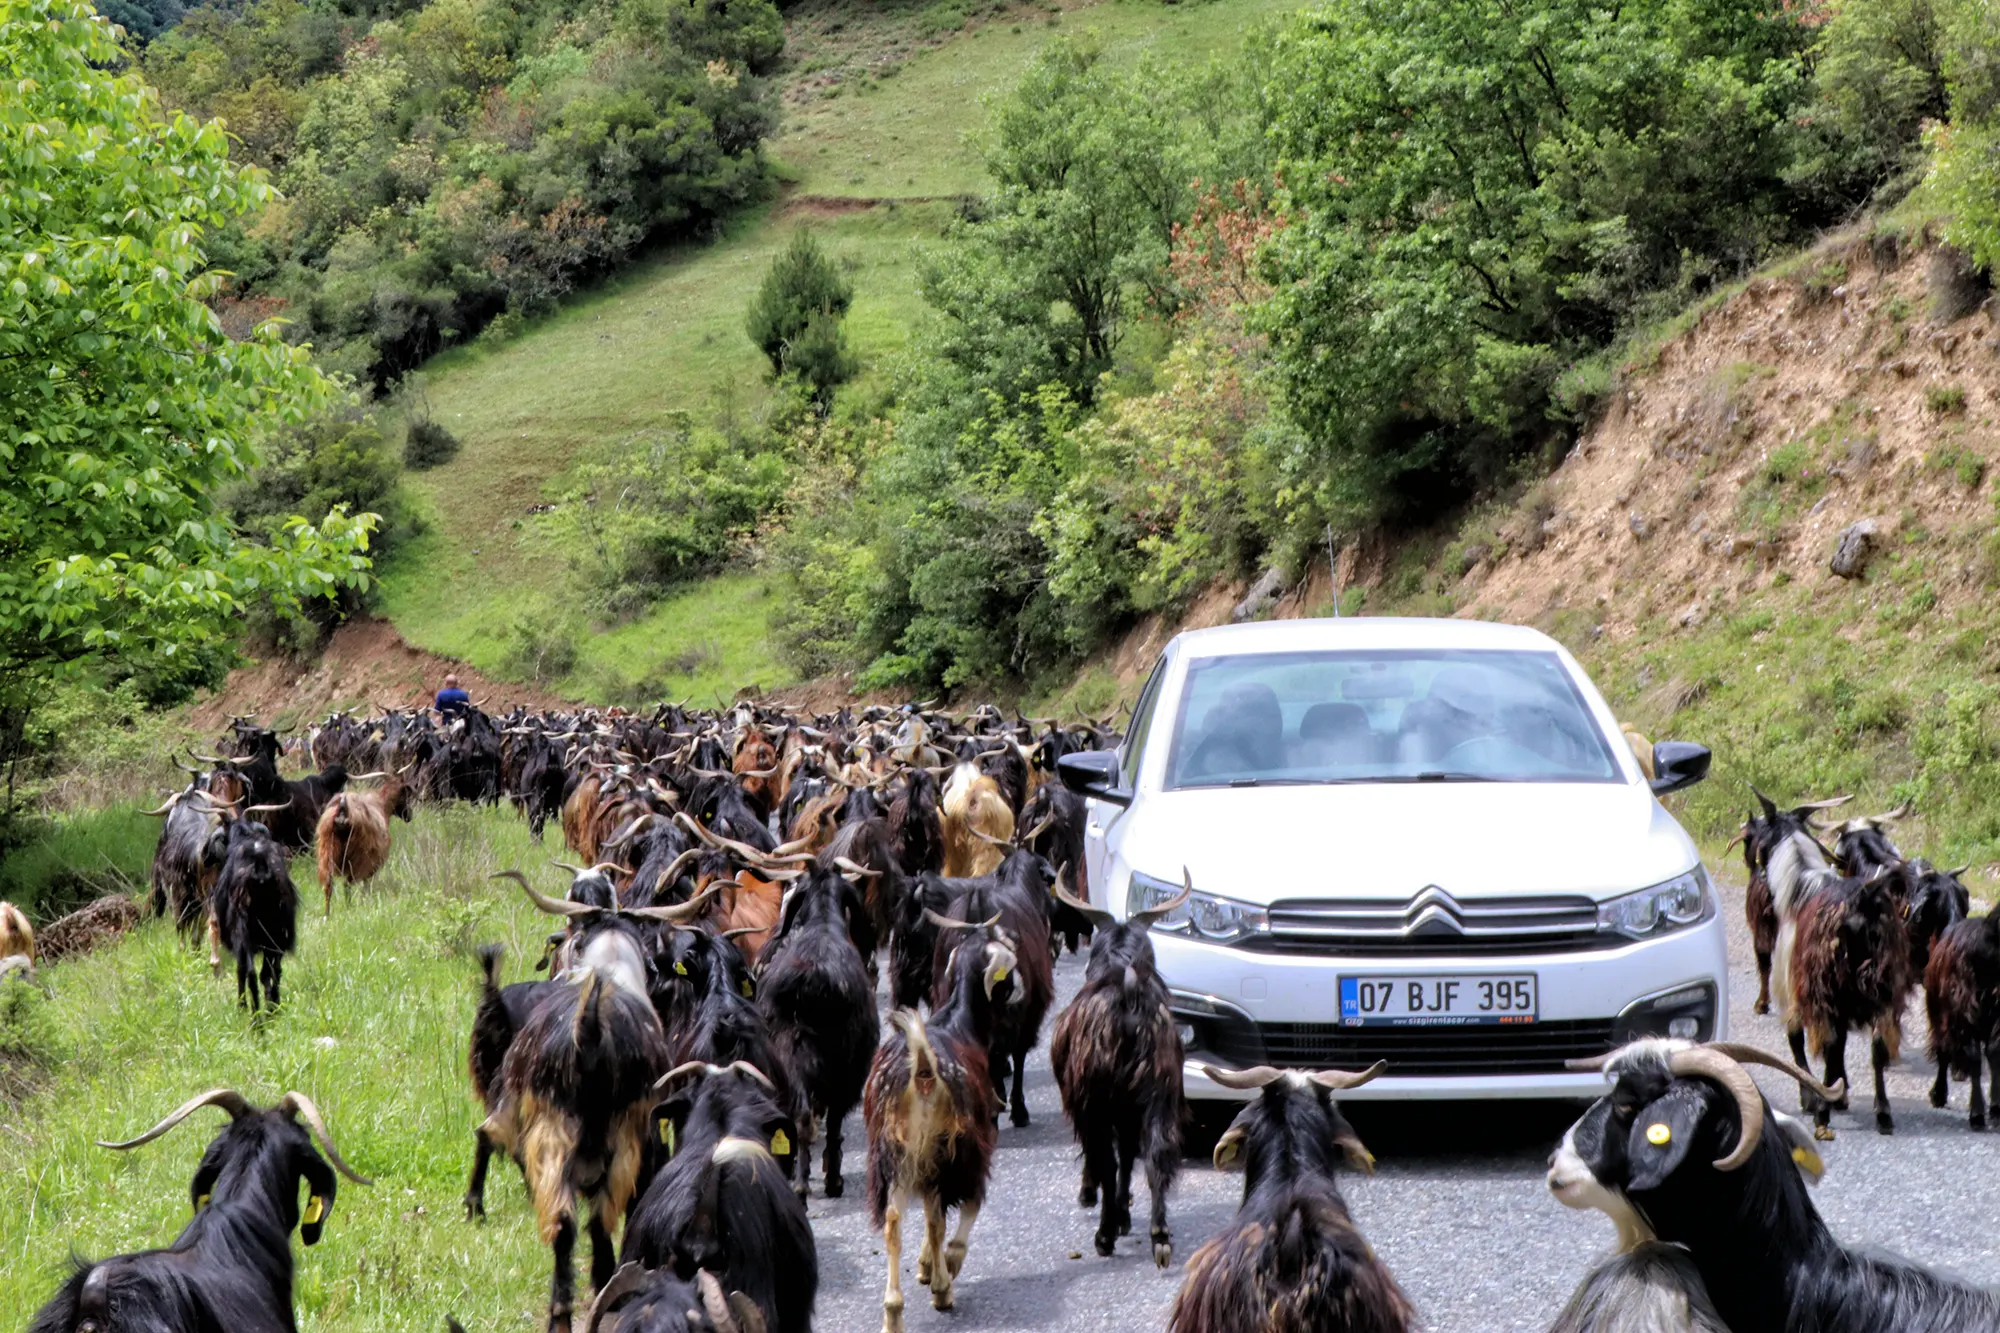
[314,775,411,916]
[940,765,1012,879]
[1924,909,2000,1128]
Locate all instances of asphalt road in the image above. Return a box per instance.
[801,872,2000,1333]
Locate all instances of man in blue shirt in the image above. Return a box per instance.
[435,673,471,718]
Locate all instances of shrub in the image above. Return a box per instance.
[404,417,463,470]
[501,600,580,685]
[746,229,857,403]
[1925,383,1969,416]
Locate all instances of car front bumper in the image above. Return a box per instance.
[1157,912,1730,1101]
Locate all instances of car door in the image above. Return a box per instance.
[1085,652,1169,908]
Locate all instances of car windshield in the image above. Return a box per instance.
[1162,648,1623,789]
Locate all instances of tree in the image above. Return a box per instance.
[746,228,856,405]
[0,0,375,695]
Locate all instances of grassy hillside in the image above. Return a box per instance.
[0,807,566,1330]
[374,0,1306,699]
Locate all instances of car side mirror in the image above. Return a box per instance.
[1649,741,1711,796]
[1057,749,1132,808]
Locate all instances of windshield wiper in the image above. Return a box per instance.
[1413,771,1494,783]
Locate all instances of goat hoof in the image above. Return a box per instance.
[1875,1116,1894,1136]
[1010,1106,1030,1128]
[1813,1124,1836,1142]
[930,1287,954,1312]
[464,1199,485,1222]
[1094,1231,1116,1258]
[1153,1240,1172,1269]
[1079,1184,1098,1207]
[1753,1001,1770,1016]
[824,1173,844,1199]
[915,1256,932,1286]
[944,1240,967,1278]
[1972,1115,1988,1131]
[1932,1087,1950,1109]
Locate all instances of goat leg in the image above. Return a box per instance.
[237,948,256,1012]
[881,1197,905,1333]
[1987,1041,2000,1127]
[1085,1131,1119,1257]
[207,913,223,977]
[822,1107,845,1199]
[1009,1046,1030,1129]
[1753,951,1772,1015]
[1932,1057,1952,1111]
[925,1200,952,1309]
[1971,1054,1989,1132]
[466,1128,494,1220]
[1786,1027,1821,1117]
[1078,1158,1098,1209]
[1870,1031,1894,1135]
[1113,1125,1135,1236]
[263,952,282,1009]
[1144,1120,1175,1268]
[548,1213,577,1333]
[943,1200,979,1283]
[587,1211,616,1295]
[1814,1025,1849,1140]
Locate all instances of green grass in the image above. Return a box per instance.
[0,806,578,1330]
[772,0,1308,200]
[0,809,156,921]
[378,0,1310,699]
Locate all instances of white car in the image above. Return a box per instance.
[1056,617,1726,1103]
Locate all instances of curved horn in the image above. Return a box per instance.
[98,1088,253,1149]
[698,1270,740,1333]
[347,771,391,782]
[140,796,182,816]
[653,848,702,891]
[1666,1047,1765,1172]
[921,907,1002,932]
[1129,868,1194,928]
[243,801,291,814]
[621,886,718,923]
[1016,813,1055,846]
[188,751,233,765]
[1700,1042,1847,1104]
[275,1092,373,1184]
[1049,869,1115,929]
[1308,1060,1390,1091]
[490,869,597,918]
[723,1060,777,1094]
[1196,1064,1287,1090]
[719,926,763,940]
[968,825,1015,849]
[654,1060,722,1091]
[584,1262,654,1333]
[832,857,881,879]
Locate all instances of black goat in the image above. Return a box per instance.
[1925,907,2000,1130]
[864,919,1013,1333]
[583,1264,765,1333]
[1020,782,1091,954]
[483,870,712,1332]
[1169,1062,1412,1333]
[1047,873,1187,1265]
[464,942,557,1220]
[757,864,882,1199]
[1546,1243,1730,1333]
[1906,858,1972,979]
[1554,1039,2000,1333]
[931,848,1057,1128]
[889,874,951,1011]
[29,1088,369,1333]
[620,1062,816,1333]
[143,778,232,934]
[209,811,299,1012]
[886,769,943,877]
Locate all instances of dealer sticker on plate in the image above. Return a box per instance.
[1338,974,1539,1027]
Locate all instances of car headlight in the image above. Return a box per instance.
[1128,871,1269,945]
[1598,868,1713,940]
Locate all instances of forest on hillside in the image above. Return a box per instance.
[10,0,2000,796]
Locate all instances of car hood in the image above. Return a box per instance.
[1121,781,1695,905]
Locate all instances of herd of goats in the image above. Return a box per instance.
[8,696,2000,1333]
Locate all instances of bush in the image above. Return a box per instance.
[404,416,462,470]
[746,229,857,405]
[501,600,581,685]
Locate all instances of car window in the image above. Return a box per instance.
[1121,656,1167,786]
[1161,648,1621,789]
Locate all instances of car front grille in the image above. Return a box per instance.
[1248,888,1606,957]
[1190,1016,1619,1078]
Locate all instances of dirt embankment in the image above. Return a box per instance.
[191,616,573,729]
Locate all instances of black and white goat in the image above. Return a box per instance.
[29,1088,370,1333]
[1552,1039,2000,1333]
[930,847,1058,1128]
[1047,872,1186,1265]
[583,1264,765,1333]
[1169,1062,1413,1333]
[620,1061,816,1333]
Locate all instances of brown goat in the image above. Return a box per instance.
[314,773,413,917]
[0,901,34,969]
[940,764,1012,879]
[1924,908,2000,1130]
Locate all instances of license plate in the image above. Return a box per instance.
[1339,974,1539,1027]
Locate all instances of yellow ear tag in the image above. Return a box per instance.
[1646,1123,1673,1146]
[740,980,754,998]
[1791,1145,1824,1177]
[993,966,1010,982]
[770,1129,791,1156]
[302,1196,326,1225]
[196,1193,211,1211]
[674,960,687,975]
[660,1119,676,1150]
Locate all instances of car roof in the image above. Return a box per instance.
[1171,616,1564,657]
